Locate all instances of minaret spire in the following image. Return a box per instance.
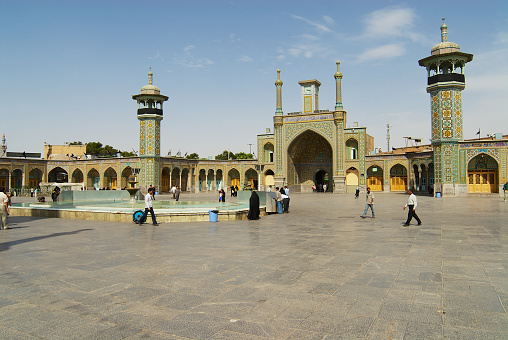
[441,18,448,42]
[275,69,283,115]
[148,67,153,85]
[334,60,343,110]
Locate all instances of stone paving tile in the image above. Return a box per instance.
[1,192,507,339]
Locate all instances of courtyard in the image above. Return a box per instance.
[0,192,507,339]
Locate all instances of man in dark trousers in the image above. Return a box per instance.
[139,187,159,226]
[403,189,422,227]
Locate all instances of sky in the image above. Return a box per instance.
[1,0,507,159]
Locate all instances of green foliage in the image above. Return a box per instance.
[186,153,199,159]
[86,142,131,158]
[235,152,254,159]
[120,151,136,157]
[69,141,83,145]
[215,150,236,160]
[86,142,103,155]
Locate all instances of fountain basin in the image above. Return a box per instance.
[10,200,264,223]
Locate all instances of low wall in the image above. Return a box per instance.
[10,206,266,223]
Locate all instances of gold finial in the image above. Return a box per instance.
[148,67,153,85]
[275,69,283,86]
[335,60,343,78]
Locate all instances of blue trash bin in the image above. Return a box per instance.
[436,192,441,198]
[209,210,218,222]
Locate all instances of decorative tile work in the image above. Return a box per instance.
[334,115,344,176]
[139,121,145,155]
[284,121,334,144]
[466,148,500,163]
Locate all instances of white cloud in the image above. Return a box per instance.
[175,45,214,68]
[323,16,335,25]
[357,43,406,63]
[230,33,242,43]
[362,7,415,38]
[238,55,253,62]
[290,14,332,33]
[467,72,508,92]
[495,32,508,45]
[148,51,163,61]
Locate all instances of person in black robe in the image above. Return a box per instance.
[247,191,260,220]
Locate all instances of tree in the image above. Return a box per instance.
[215,150,236,160]
[120,151,136,157]
[86,142,103,156]
[186,153,199,159]
[69,141,83,145]
[235,152,254,159]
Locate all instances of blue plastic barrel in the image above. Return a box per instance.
[209,210,219,222]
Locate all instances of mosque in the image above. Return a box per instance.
[258,19,507,196]
[1,20,507,197]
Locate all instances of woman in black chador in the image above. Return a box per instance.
[247,191,260,220]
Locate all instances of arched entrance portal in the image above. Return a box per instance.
[228,169,240,189]
[11,169,23,188]
[264,169,274,189]
[29,168,43,188]
[87,169,100,190]
[161,168,170,192]
[468,153,498,193]
[216,169,223,191]
[121,167,133,189]
[315,170,330,192]
[287,130,333,191]
[390,164,407,191]
[72,169,84,184]
[104,167,117,189]
[367,165,383,191]
[48,167,68,183]
[199,169,206,191]
[346,167,359,193]
[244,168,258,190]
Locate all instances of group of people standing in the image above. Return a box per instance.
[360,187,422,227]
[274,186,290,214]
[247,185,290,220]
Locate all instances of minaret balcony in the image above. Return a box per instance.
[428,73,465,85]
[137,108,163,116]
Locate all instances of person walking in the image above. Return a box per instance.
[504,181,508,201]
[139,187,159,226]
[175,186,181,201]
[0,187,9,230]
[360,187,375,218]
[403,188,421,226]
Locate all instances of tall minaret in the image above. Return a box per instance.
[333,61,347,193]
[273,69,285,188]
[132,68,169,192]
[418,19,473,196]
[334,60,343,110]
[0,134,6,157]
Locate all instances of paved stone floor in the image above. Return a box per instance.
[0,192,507,339]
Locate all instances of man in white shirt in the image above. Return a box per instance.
[403,189,422,226]
[139,187,159,226]
[0,187,10,230]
